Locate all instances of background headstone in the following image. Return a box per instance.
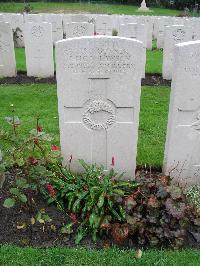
[95,15,113,35]
[0,22,16,77]
[24,13,43,23]
[137,16,153,49]
[118,23,147,77]
[162,25,193,80]
[24,22,54,77]
[163,40,200,187]
[71,14,89,23]
[64,22,94,38]
[44,14,63,44]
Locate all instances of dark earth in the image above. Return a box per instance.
[0,73,171,87]
[0,170,199,249]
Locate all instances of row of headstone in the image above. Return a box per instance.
[1,13,200,79]
[0,20,96,78]
[2,12,199,49]
[155,16,200,48]
[0,18,150,78]
[55,36,200,187]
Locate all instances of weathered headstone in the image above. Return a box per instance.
[9,13,24,47]
[71,14,89,23]
[157,17,172,49]
[64,22,94,38]
[163,40,200,187]
[43,14,63,44]
[162,25,193,80]
[118,23,147,77]
[24,13,43,23]
[1,13,24,47]
[24,22,54,77]
[62,14,72,37]
[0,14,4,22]
[137,16,153,49]
[119,15,137,25]
[56,36,144,178]
[0,22,16,77]
[95,15,113,35]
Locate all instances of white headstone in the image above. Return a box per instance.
[137,16,153,49]
[162,25,193,80]
[157,17,171,49]
[0,14,4,22]
[95,15,113,36]
[0,22,16,77]
[56,36,144,178]
[64,22,94,38]
[62,14,72,36]
[1,13,24,47]
[119,15,137,26]
[71,14,89,23]
[118,23,147,77]
[24,22,54,77]
[163,40,200,187]
[10,14,24,47]
[24,14,43,23]
[43,14,63,44]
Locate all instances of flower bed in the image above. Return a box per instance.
[0,109,199,249]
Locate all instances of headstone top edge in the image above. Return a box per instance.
[55,35,143,46]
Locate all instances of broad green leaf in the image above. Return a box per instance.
[19,194,27,203]
[97,193,104,208]
[3,198,16,208]
[75,231,84,244]
[9,187,20,196]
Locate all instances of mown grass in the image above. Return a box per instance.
[0,2,183,16]
[15,47,163,74]
[0,245,200,266]
[0,84,170,168]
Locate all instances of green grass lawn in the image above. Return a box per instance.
[0,84,170,168]
[15,47,163,74]
[0,245,200,266]
[0,2,184,16]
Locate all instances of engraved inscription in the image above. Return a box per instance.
[72,25,87,36]
[183,65,200,77]
[172,29,185,42]
[82,100,116,130]
[192,112,200,132]
[31,26,44,38]
[63,46,135,74]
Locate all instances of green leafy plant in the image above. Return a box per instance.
[1,106,61,209]
[3,178,29,208]
[50,159,139,243]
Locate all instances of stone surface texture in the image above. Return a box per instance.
[64,22,94,38]
[24,22,54,77]
[163,40,200,187]
[56,36,144,179]
[0,22,16,77]
[162,25,193,80]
